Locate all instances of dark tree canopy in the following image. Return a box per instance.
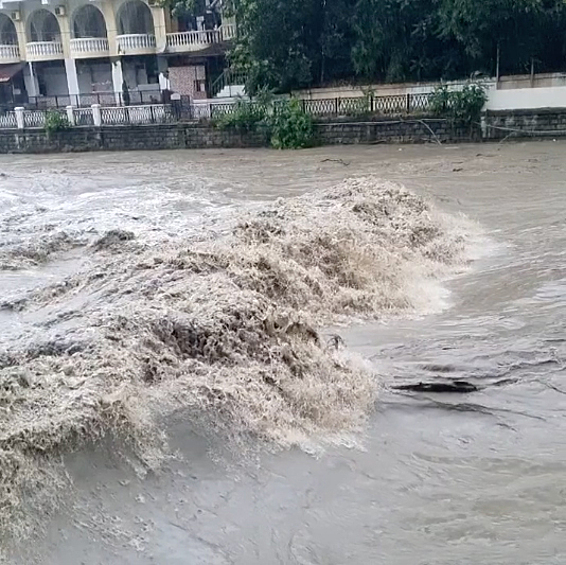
[227,0,566,92]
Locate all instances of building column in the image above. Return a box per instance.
[13,15,27,65]
[111,58,124,104]
[151,6,168,52]
[23,62,39,99]
[65,59,80,102]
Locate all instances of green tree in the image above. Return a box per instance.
[230,0,356,93]
[351,0,471,82]
[226,0,566,91]
[437,0,566,75]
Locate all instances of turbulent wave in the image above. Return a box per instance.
[0,232,84,271]
[0,177,479,549]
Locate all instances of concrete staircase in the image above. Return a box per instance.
[215,84,246,98]
[211,69,247,98]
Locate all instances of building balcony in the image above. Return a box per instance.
[70,37,109,59]
[165,29,221,53]
[0,44,20,64]
[165,24,236,54]
[26,41,64,62]
[116,34,156,55]
[221,23,237,41]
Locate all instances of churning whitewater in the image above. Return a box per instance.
[0,176,478,548]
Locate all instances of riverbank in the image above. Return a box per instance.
[0,109,565,153]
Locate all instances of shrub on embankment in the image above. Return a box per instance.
[213,97,314,149]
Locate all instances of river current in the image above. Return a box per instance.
[1,142,566,564]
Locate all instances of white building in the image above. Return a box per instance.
[0,0,235,107]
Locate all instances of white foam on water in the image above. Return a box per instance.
[0,177,483,552]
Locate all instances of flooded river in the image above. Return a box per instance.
[2,142,566,564]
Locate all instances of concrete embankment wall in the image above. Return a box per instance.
[482,109,566,139]
[0,110,563,154]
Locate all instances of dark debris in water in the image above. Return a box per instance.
[394,380,480,394]
[92,229,135,250]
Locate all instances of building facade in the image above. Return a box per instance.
[0,0,234,107]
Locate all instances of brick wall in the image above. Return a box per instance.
[169,66,207,100]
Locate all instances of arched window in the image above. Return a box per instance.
[116,0,155,35]
[72,5,108,38]
[28,10,61,42]
[0,14,17,45]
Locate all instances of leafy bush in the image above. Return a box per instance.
[213,99,269,131]
[430,83,487,124]
[213,95,313,149]
[270,98,313,149]
[44,111,70,134]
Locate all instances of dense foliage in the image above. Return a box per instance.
[44,111,70,134]
[228,0,566,92]
[429,83,488,124]
[271,99,314,149]
[214,97,314,149]
[213,98,269,130]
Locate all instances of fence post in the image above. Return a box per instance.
[150,105,155,123]
[335,97,339,115]
[370,95,374,114]
[406,93,411,114]
[15,107,24,129]
[92,104,102,127]
[66,105,75,126]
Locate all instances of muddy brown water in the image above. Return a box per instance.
[2,142,566,564]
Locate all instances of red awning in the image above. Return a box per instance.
[0,63,24,84]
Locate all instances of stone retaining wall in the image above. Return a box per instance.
[483,109,566,140]
[0,111,562,154]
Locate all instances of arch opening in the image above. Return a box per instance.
[0,14,17,45]
[28,10,61,42]
[72,5,108,38]
[116,1,155,35]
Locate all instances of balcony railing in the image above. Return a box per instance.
[70,37,109,58]
[26,41,64,60]
[116,34,156,54]
[166,29,222,52]
[0,44,20,63]
[221,23,237,40]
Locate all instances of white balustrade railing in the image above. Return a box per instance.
[221,23,237,40]
[166,29,221,50]
[23,110,47,128]
[99,106,128,124]
[73,107,95,126]
[116,34,156,53]
[70,37,109,56]
[0,44,20,61]
[0,104,173,130]
[101,104,170,124]
[26,41,63,59]
[0,112,17,129]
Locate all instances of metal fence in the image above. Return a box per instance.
[0,92,437,131]
[204,93,435,120]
